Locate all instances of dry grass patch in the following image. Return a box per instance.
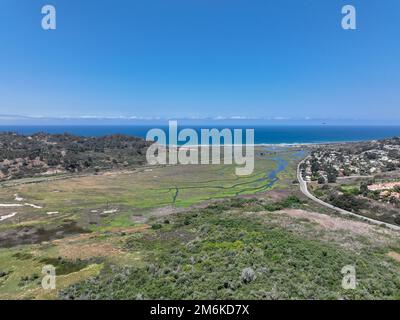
[253,208,398,250]
[388,251,400,263]
[282,209,375,236]
[58,243,123,260]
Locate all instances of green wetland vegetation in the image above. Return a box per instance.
[1,146,400,299]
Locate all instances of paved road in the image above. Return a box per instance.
[297,157,400,231]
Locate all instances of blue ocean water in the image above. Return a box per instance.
[1,125,400,145]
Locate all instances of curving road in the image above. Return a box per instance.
[297,157,400,231]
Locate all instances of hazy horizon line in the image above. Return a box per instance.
[1,114,400,124]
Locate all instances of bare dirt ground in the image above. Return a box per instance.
[255,207,399,251]
[282,208,376,236]
[52,225,150,259]
[58,242,124,260]
[387,251,400,263]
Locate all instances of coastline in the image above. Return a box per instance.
[1,125,399,147]
[161,139,386,148]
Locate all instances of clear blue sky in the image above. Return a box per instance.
[0,0,399,121]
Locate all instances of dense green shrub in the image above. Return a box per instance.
[60,205,400,300]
